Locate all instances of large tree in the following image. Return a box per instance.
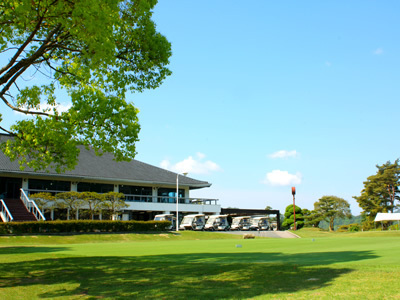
[0,0,171,172]
[314,196,351,232]
[354,159,400,229]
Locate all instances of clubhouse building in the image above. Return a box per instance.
[0,134,220,221]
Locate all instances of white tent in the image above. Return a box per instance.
[374,213,400,222]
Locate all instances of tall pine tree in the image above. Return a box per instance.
[354,159,400,229]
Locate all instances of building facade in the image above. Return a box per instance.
[0,134,220,221]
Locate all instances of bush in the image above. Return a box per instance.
[0,220,171,235]
[338,223,361,232]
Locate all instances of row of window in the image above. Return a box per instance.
[27,179,184,200]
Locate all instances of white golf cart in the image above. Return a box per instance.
[230,216,251,231]
[154,214,176,230]
[179,214,205,231]
[204,215,230,231]
[249,216,270,231]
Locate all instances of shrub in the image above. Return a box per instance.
[0,220,171,235]
[338,223,361,232]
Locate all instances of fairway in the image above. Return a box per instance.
[1,230,400,299]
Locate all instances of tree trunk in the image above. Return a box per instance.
[329,217,334,231]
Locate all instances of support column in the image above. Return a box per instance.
[71,182,78,192]
[184,188,189,203]
[152,187,158,203]
[22,178,29,190]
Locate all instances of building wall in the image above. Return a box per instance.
[0,175,221,218]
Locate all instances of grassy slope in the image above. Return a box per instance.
[1,229,400,299]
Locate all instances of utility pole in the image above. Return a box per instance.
[292,186,296,230]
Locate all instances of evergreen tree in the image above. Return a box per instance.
[354,159,400,229]
[314,196,351,231]
[282,205,304,230]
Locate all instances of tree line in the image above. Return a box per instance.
[30,191,128,221]
[276,159,400,231]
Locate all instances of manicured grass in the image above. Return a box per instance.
[1,229,400,299]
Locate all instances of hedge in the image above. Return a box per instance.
[0,220,172,235]
[337,223,361,232]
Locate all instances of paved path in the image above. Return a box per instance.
[219,230,300,238]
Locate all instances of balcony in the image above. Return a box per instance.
[124,194,219,206]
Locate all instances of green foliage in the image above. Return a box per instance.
[337,223,361,232]
[282,205,304,230]
[28,192,56,211]
[80,191,104,220]
[0,0,171,172]
[319,215,362,231]
[0,220,171,235]
[102,192,128,220]
[354,159,400,230]
[314,196,352,232]
[56,191,84,220]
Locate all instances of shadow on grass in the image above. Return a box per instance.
[0,246,70,255]
[0,250,377,299]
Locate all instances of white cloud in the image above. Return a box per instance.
[262,170,302,186]
[160,153,221,175]
[373,48,384,55]
[269,150,298,159]
[325,61,332,67]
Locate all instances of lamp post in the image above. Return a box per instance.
[176,172,188,231]
[292,186,296,230]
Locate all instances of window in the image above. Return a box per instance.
[157,188,184,203]
[28,179,70,194]
[77,182,114,193]
[119,185,152,202]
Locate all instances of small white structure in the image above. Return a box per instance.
[179,214,205,231]
[204,215,229,231]
[230,216,251,231]
[374,213,400,222]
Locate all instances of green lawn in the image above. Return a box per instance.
[0,229,399,299]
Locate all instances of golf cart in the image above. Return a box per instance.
[204,215,230,231]
[249,216,270,231]
[230,216,251,231]
[179,214,205,231]
[154,214,176,230]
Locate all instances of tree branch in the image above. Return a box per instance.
[0,14,46,76]
[0,94,51,117]
[0,23,62,87]
[0,125,15,135]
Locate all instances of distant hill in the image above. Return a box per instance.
[319,215,362,231]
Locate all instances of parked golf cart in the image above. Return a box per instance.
[204,215,230,231]
[230,216,251,231]
[179,214,205,231]
[249,216,270,231]
[154,214,176,230]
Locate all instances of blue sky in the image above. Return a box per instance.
[3,1,400,214]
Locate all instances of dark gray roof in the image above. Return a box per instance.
[0,134,211,189]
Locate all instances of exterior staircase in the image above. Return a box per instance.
[2,198,37,222]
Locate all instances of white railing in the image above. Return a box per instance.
[20,189,46,221]
[0,199,13,222]
[124,195,219,205]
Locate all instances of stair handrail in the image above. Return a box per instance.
[0,199,14,222]
[20,189,46,221]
